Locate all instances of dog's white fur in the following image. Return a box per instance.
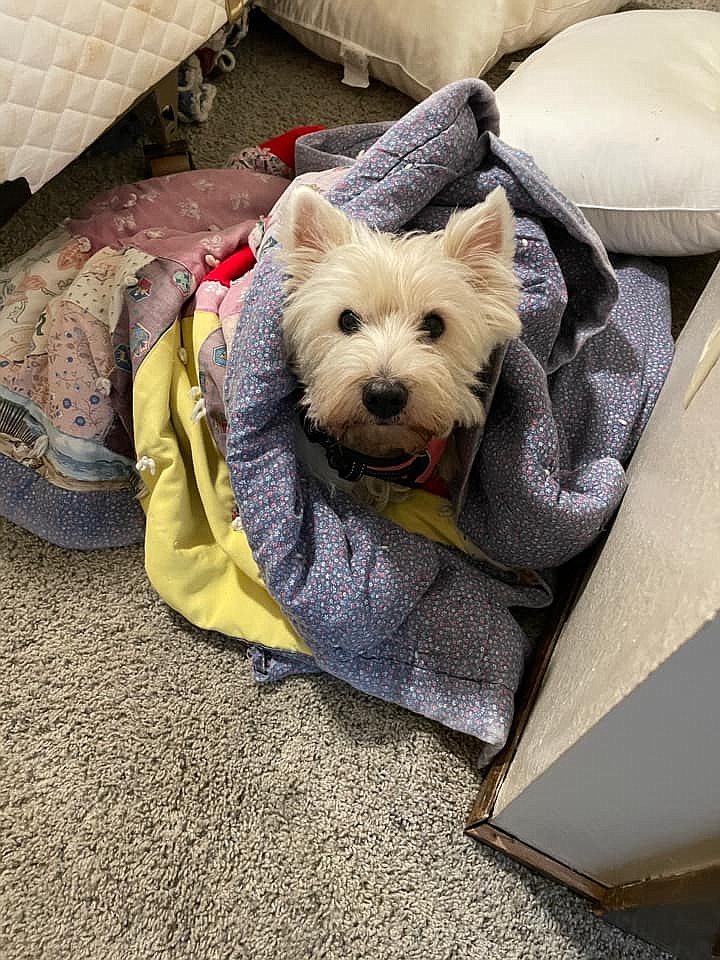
[277,184,521,506]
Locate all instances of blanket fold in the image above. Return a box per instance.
[224,79,672,754]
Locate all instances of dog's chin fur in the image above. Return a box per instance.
[277,184,522,505]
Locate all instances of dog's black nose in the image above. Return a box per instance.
[362,380,408,419]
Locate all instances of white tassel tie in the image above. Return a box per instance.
[231,516,243,532]
[31,434,49,459]
[95,376,112,396]
[188,385,207,423]
[190,398,207,423]
[136,455,157,476]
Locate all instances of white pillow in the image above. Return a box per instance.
[495,10,720,256]
[256,0,623,102]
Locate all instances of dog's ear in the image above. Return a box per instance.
[441,187,516,270]
[278,185,352,279]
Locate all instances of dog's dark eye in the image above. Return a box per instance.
[421,313,445,340]
[339,309,362,334]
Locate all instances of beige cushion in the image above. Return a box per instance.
[495,10,720,255]
[256,0,623,101]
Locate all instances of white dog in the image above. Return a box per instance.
[277,185,521,508]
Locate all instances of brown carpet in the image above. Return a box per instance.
[2,9,716,959]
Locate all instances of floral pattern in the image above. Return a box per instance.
[57,236,92,271]
[0,166,288,551]
[224,80,674,755]
[230,191,250,211]
[178,198,201,220]
[0,237,153,445]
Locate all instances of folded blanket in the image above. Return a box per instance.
[0,81,673,758]
[0,168,288,547]
[224,79,673,756]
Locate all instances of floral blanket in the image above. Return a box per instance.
[0,168,287,547]
[224,80,674,756]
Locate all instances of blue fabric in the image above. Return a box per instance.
[0,451,145,550]
[224,80,673,755]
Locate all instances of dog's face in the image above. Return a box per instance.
[277,185,521,457]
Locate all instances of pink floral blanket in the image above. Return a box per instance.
[0,167,288,547]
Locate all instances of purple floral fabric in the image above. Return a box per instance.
[225,80,673,755]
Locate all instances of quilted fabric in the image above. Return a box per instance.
[0,166,287,548]
[0,0,227,193]
[224,79,674,756]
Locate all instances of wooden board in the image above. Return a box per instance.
[467,547,600,827]
[466,822,607,904]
